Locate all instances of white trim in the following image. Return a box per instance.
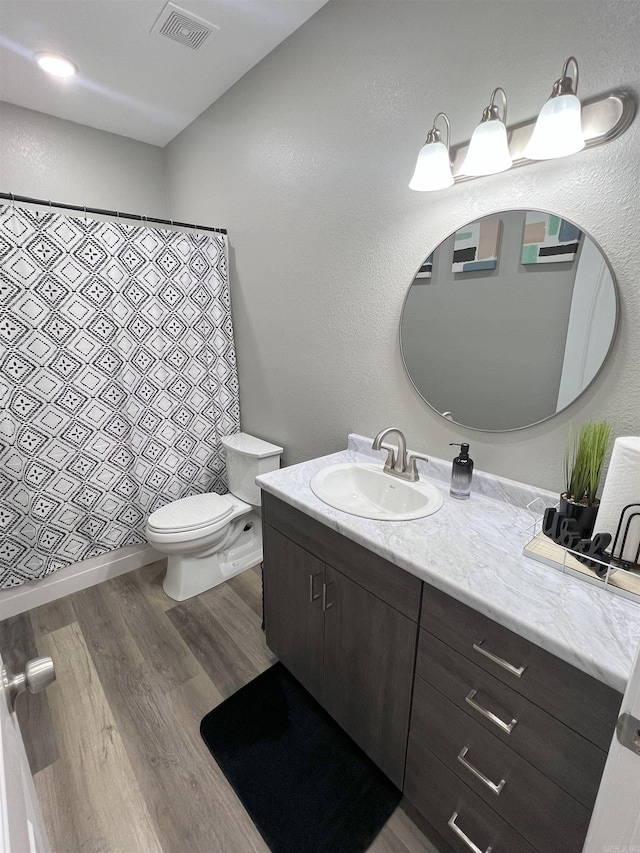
[584,640,640,850]
[0,545,160,621]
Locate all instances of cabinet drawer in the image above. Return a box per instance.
[416,629,607,808]
[410,676,590,853]
[262,492,421,620]
[420,582,621,750]
[405,736,538,853]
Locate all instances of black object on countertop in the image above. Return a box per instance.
[543,506,612,576]
[449,442,474,500]
[200,662,401,853]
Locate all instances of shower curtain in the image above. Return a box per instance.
[0,204,240,589]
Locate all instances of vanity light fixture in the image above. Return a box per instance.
[409,57,636,190]
[460,87,512,176]
[408,112,454,192]
[34,51,78,78]
[524,56,584,160]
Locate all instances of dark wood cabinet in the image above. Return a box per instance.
[261,488,623,851]
[262,524,324,701]
[261,493,421,788]
[323,564,417,787]
[406,583,622,853]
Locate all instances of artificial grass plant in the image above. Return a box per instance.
[563,420,613,507]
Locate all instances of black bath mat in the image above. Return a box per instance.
[200,663,401,853]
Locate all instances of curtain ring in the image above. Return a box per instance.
[83,206,87,221]
[9,192,14,207]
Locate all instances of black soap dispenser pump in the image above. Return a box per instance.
[449,443,473,500]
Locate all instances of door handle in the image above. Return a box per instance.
[472,640,526,678]
[309,571,322,602]
[447,812,493,853]
[465,689,518,735]
[457,747,506,795]
[322,581,334,611]
[616,712,640,755]
[2,657,56,713]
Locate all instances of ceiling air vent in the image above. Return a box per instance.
[151,2,219,50]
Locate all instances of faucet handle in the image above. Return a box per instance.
[407,452,429,480]
[379,443,397,471]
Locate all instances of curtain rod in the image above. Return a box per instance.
[0,192,227,235]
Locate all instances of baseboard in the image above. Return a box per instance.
[0,545,162,621]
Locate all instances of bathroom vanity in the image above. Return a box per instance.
[258,435,640,853]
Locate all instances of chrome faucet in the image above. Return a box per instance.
[372,427,428,482]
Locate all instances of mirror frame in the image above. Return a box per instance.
[400,207,620,432]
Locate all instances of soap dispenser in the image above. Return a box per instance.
[449,443,473,500]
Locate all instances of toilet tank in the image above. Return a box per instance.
[221,433,283,506]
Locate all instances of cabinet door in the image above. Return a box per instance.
[322,564,417,788]
[262,524,325,702]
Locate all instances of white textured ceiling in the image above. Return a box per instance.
[0,0,328,146]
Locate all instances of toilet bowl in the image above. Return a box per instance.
[145,433,283,601]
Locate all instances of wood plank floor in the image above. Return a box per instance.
[0,561,440,853]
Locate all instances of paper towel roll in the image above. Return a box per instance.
[594,436,640,565]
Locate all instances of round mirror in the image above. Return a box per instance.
[400,209,618,431]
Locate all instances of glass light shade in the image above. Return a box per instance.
[34,52,77,78]
[524,94,584,160]
[460,120,512,176]
[409,141,454,191]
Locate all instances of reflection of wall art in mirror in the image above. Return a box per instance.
[452,219,502,273]
[415,252,433,280]
[400,208,618,431]
[521,212,582,265]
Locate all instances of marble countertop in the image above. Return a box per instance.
[256,434,640,694]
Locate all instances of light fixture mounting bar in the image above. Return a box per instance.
[449,89,635,183]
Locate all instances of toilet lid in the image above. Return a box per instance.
[147,493,235,533]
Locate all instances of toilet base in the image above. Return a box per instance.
[162,511,262,602]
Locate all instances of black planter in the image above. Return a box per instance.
[559,494,600,539]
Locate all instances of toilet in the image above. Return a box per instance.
[145,432,283,601]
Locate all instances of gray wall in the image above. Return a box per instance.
[1,2,639,494]
[165,0,640,492]
[0,101,168,217]
[402,211,581,430]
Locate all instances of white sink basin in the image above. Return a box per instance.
[309,462,444,521]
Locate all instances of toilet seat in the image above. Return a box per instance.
[147,493,235,535]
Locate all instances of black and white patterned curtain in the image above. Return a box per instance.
[0,204,240,589]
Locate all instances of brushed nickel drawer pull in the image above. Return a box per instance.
[465,689,518,735]
[322,581,334,611]
[457,747,506,795]
[309,572,322,602]
[472,640,526,678]
[447,812,493,853]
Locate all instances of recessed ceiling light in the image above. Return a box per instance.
[34,52,78,78]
